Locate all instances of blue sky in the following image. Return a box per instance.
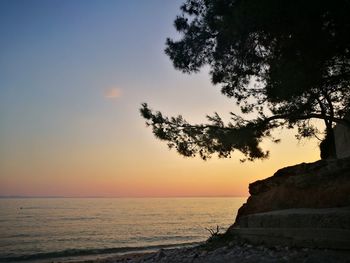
[1,0,186,157]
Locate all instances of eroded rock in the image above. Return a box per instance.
[234,157,350,223]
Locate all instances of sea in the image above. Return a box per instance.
[0,197,246,262]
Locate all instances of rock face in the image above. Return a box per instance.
[234,157,350,223]
[334,112,350,158]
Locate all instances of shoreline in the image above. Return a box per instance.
[2,242,202,263]
[7,229,350,263]
[69,251,155,263]
[70,241,350,263]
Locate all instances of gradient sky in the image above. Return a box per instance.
[0,0,320,197]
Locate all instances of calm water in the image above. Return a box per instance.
[0,197,246,262]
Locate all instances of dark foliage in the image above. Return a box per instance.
[141,0,350,161]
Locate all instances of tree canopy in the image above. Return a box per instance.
[141,0,350,161]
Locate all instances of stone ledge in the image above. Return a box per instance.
[229,207,350,250]
[230,227,350,250]
[236,207,350,229]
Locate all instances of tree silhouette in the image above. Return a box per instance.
[141,0,350,161]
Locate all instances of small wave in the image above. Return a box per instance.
[18,207,76,210]
[61,216,98,221]
[2,233,34,238]
[0,241,202,262]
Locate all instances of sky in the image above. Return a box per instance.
[0,0,320,197]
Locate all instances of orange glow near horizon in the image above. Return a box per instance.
[1,125,320,197]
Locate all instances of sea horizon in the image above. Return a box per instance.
[0,195,248,199]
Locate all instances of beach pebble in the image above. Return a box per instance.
[155,249,165,260]
[93,241,350,263]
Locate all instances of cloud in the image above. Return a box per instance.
[104,87,122,99]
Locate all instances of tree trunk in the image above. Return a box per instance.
[320,125,337,159]
[327,126,337,159]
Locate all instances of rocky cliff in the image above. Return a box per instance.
[334,112,350,158]
[234,157,350,224]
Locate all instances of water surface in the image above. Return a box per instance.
[0,197,246,262]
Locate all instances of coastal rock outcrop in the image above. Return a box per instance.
[234,157,350,223]
[334,112,350,159]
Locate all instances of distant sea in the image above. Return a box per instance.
[0,197,246,262]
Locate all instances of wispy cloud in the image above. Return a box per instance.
[104,87,122,99]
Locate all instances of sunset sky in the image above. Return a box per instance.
[0,0,320,197]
